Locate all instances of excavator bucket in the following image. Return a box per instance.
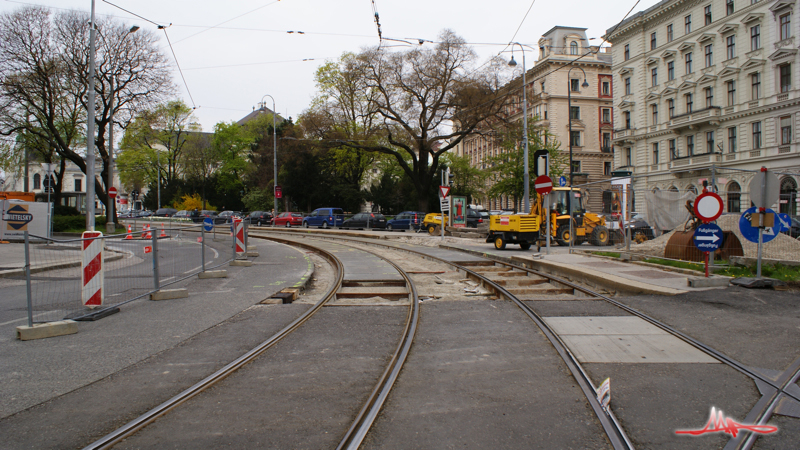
[664,230,744,262]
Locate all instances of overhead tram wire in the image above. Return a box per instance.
[370,0,383,44]
[101,1,197,109]
[172,0,282,45]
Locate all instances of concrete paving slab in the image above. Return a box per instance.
[544,316,718,364]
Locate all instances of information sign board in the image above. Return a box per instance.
[749,170,780,209]
[739,207,783,243]
[692,223,723,252]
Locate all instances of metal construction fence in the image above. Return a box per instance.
[568,165,800,265]
[18,221,248,326]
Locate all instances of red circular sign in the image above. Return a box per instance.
[694,191,723,223]
[534,175,553,195]
[108,187,117,199]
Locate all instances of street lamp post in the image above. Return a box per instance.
[567,66,590,188]
[261,94,277,224]
[507,43,529,213]
[86,0,97,231]
[106,25,139,234]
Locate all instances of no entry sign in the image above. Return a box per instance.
[108,187,117,199]
[534,175,553,195]
[694,192,723,223]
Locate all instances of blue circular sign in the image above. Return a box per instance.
[692,223,723,252]
[558,176,567,187]
[777,213,792,233]
[203,217,214,232]
[738,207,783,243]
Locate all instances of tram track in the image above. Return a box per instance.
[252,229,798,450]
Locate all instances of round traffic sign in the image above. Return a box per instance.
[558,176,567,187]
[693,192,723,223]
[692,223,723,252]
[738,207,783,243]
[749,170,780,208]
[534,175,553,195]
[108,186,117,199]
[203,217,214,232]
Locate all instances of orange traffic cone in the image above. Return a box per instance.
[125,224,133,240]
[160,223,167,238]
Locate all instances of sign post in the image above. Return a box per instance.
[439,185,450,240]
[748,167,780,278]
[535,175,553,255]
[692,191,724,277]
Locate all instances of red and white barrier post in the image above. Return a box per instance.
[234,218,245,257]
[81,231,104,308]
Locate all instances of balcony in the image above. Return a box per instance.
[612,128,636,145]
[600,146,613,153]
[667,107,722,133]
[668,152,722,171]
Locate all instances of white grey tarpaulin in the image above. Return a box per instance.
[644,190,697,233]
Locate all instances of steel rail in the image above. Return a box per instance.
[82,241,344,450]
[252,231,632,449]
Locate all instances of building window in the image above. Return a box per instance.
[651,32,657,50]
[728,126,737,152]
[780,64,791,93]
[706,131,715,152]
[604,161,611,176]
[667,61,675,80]
[570,41,578,55]
[752,121,762,149]
[687,135,695,155]
[781,116,793,145]
[625,77,631,95]
[624,111,631,129]
[602,108,611,123]
[685,52,693,74]
[726,35,735,60]
[33,173,41,189]
[751,72,761,99]
[685,15,692,34]
[571,160,581,173]
[653,142,660,163]
[624,44,630,60]
[570,131,581,147]
[705,87,714,107]
[571,78,579,92]
[602,80,611,96]
[704,5,712,25]
[533,105,541,118]
[602,132,611,148]
[669,139,677,158]
[570,106,580,120]
[728,187,741,213]
[625,148,632,166]
[780,14,791,41]
[667,24,674,42]
[686,93,693,113]
[651,67,658,86]
[751,25,760,50]
[727,80,736,105]
[75,178,82,192]
[727,0,734,15]
[668,98,675,117]
[652,103,659,123]
[704,44,713,67]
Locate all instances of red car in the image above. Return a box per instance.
[273,212,303,227]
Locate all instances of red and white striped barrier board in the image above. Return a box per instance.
[81,231,104,308]
[234,219,245,255]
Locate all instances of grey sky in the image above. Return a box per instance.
[0,0,660,133]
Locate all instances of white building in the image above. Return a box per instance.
[605,0,799,215]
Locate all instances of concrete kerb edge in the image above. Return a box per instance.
[574,249,735,281]
[439,243,688,296]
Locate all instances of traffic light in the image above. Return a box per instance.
[447,170,455,186]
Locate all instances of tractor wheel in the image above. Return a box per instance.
[556,226,573,246]
[428,225,438,235]
[494,236,506,250]
[519,242,531,250]
[589,226,610,246]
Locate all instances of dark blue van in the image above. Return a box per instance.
[386,211,426,231]
[302,208,345,228]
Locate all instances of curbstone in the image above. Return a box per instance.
[688,276,732,288]
[246,251,259,257]
[198,270,228,279]
[230,260,253,267]
[17,320,78,341]
[150,289,189,301]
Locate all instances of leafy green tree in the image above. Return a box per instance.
[485,119,562,212]
[442,153,487,205]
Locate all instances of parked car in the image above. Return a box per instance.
[246,210,273,226]
[192,210,218,223]
[626,214,655,241]
[173,210,190,219]
[302,207,345,228]
[386,211,426,231]
[466,208,486,228]
[215,210,242,224]
[273,212,303,227]
[154,207,177,217]
[342,212,387,229]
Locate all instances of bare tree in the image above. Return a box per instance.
[302,30,507,212]
[0,6,174,221]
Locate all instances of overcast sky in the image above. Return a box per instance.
[1,0,662,133]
